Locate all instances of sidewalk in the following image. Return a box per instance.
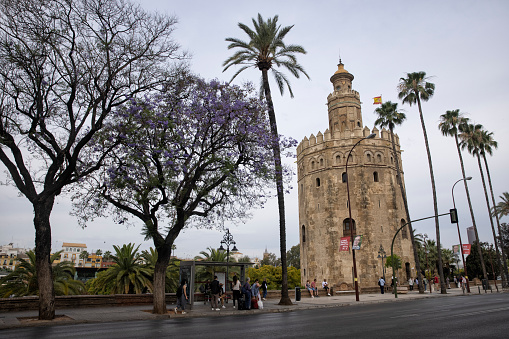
[0,287,501,329]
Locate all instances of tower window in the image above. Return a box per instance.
[302,225,306,243]
[357,121,361,127]
[320,158,324,167]
[342,172,347,183]
[336,155,341,164]
[377,154,382,163]
[316,178,321,187]
[373,171,379,182]
[348,154,353,163]
[343,218,356,237]
[366,154,371,162]
[336,86,341,91]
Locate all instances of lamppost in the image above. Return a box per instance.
[218,228,238,295]
[377,244,387,281]
[452,176,472,293]
[346,133,376,302]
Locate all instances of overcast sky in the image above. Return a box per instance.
[1,0,508,261]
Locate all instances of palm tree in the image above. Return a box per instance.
[374,101,424,293]
[223,14,309,305]
[103,251,112,261]
[194,247,228,283]
[458,123,489,283]
[478,129,509,286]
[493,192,509,218]
[141,247,179,292]
[397,71,447,294]
[0,250,85,297]
[94,243,153,294]
[95,249,102,256]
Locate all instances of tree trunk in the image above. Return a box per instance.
[153,247,171,314]
[416,97,446,294]
[260,68,291,305]
[478,154,506,286]
[34,198,56,320]
[454,134,484,285]
[482,154,509,287]
[390,127,424,294]
[472,154,490,281]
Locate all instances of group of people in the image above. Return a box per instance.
[305,278,331,298]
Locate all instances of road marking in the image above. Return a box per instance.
[390,314,419,319]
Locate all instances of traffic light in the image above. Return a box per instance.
[450,208,458,223]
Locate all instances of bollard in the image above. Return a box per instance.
[478,286,481,294]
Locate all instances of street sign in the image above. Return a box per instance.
[462,244,471,255]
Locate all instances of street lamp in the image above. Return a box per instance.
[218,228,238,296]
[452,176,472,293]
[346,132,376,302]
[377,244,387,281]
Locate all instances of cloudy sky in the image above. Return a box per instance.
[1,0,508,261]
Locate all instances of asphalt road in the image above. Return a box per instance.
[2,293,508,338]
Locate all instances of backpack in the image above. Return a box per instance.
[378,280,381,286]
[176,286,182,298]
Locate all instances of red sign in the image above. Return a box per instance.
[340,237,350,252]
[462,244,471,255]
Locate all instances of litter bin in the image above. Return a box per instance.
[295,287,301,301]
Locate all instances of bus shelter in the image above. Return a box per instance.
[179,261,253,309]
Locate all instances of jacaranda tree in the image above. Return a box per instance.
[72,75,294,314]
[0,0,183,319]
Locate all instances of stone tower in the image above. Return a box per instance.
[296,61,415,290]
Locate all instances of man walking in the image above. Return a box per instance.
[378,276,385,294]
[261,278,268,300]
[210,275,221,311]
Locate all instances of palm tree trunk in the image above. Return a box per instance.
[34,198,56,320]
[389,127,424,293]
[261,68,291,305]
[454,134,485,286]
[481,154,508,286]
[473,154,490,282]
[416,97,446,294]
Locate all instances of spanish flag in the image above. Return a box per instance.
[373,96,382,105]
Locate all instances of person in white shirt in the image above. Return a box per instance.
[322,278,331,296]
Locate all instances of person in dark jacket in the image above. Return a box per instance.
[210,276,221,311]
[243,277,252,310]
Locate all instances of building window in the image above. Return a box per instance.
[357,121,361,127]
[316,178,321,187]
[302,225,306,243]
[401,219,408,239]
[311,161,315,169]
[320,158,324,167]
[348,154,353,163]
[343,218,356,237]
[342,172,347,183]
[377,154,382,163]
[366,154,371,162]
[336,155,341,164]
[373,171,379,182]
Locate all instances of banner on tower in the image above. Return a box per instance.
[462,244,471,255]
[452,245,459,253]
[373,96,382,104]
[352,235,363,250]
[340,237,350,251]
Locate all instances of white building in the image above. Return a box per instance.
[60,242,87,267]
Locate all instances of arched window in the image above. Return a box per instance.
[311,161,315,169]
[357,121,361,127]
[366,154,371,162]
[302,225,306,243]
[377,154,382,163]
[316,178,321,187]
[401,219,408,239]
[348,154,353,163]
[373,171,379,182]
[336,155,341,164]
[343,218,356,237]
[320,158,324,167]
[342,172,347,183]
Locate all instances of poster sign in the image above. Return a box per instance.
[462,244,471,255]
[340,237,350,251]
[352,235,363,250]
[452,245,459,253]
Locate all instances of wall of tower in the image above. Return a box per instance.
[297,65,415,290]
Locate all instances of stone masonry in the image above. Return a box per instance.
[297,61,415,291]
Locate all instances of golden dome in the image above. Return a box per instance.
[334,62,349,75]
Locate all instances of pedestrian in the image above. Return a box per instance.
[378,276,385,294]
[446,276,450,289]
[175,279,188,314]
[305,280,314,298]
[322,278,331,296]
[261,278,268,300]
[218,283,226,308]
[454,276,458,288]
[311,278,319,297]
[210,275,221,311]
[461,275,467,290]
[408,277,414,291]
[423,277,428,292]
[232,275,241,309]
[242,277,252,310]
[252,278,261,301]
